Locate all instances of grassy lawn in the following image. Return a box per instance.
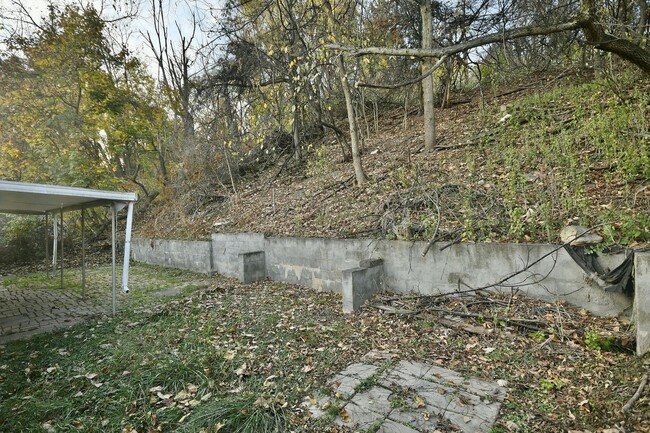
[0,262,213,311]
[0,269,649,432]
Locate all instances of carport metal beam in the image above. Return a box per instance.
[0,181,137,316]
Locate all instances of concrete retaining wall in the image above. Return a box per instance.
[635,252,650,356]
[131,234,634,317]
[211,233,265,278]
[265,237,367,292]
[131,238,213,273]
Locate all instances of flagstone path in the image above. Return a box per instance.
[307,352,506,433]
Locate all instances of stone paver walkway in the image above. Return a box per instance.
[0,284,115,344]
[308,352,506,433]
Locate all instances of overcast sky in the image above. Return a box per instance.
[0,0,220,76]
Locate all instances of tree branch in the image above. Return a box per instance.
[359,56,449,90]
[327,21,582,59]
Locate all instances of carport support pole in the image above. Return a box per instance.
[121,201,134,293]
[81,209,86,297]
[60,208,64,290]
[111,204,117,317]
[45,213,49,278]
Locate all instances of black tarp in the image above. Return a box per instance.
[564,246,637,295]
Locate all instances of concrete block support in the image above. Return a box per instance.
[634,252,650,356]
[239,251,266,284]
[342,259,384,313]
[212,233,266,278]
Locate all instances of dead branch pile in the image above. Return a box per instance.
[369,290,635,351]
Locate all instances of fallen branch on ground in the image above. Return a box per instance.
[622,374,648,413]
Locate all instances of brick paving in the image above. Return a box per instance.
[0,282,117,344]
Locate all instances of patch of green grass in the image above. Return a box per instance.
[325,402,342,417]
[178,393,289,433]
[539,377,567,392]
[584,329,620,352]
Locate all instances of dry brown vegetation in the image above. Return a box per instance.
[137,70,650,248]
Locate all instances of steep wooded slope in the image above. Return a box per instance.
[137,70,650,247]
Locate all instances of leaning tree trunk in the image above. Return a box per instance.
[579,0,650,74]
[420,0,436,152]
[337,55,368,186]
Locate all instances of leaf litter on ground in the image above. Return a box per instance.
[1,270,649,432]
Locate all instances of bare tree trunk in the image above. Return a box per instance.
[420,0,436,151]
[373,99,379,134]
[361,89,370,138]
[222,88,241,181]
[337,55,367,186]
[292,90,301,160]
[155,131,169,186]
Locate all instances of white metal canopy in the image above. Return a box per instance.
[0,180,138,316]
[0,180,136,214]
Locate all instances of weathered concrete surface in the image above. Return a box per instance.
[132,234,635,318]
[131,239,213,273]
[307,356,506,433]
[265,237,366,292]
[0,284,114,343]
[371,240,631,317]
[342,258,384,313]
[239,251,266,284]
[635,252,650,356]
[212,233,265,278]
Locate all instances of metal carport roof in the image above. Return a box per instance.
[0,180,136,214]
[0,180,138,316]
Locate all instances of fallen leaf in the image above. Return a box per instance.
[263,375,277,388]
[505,420,520,431]
[235,363,248,377]
[254,396,270,408]
[175,389,190,401]
[157,392,173,400]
